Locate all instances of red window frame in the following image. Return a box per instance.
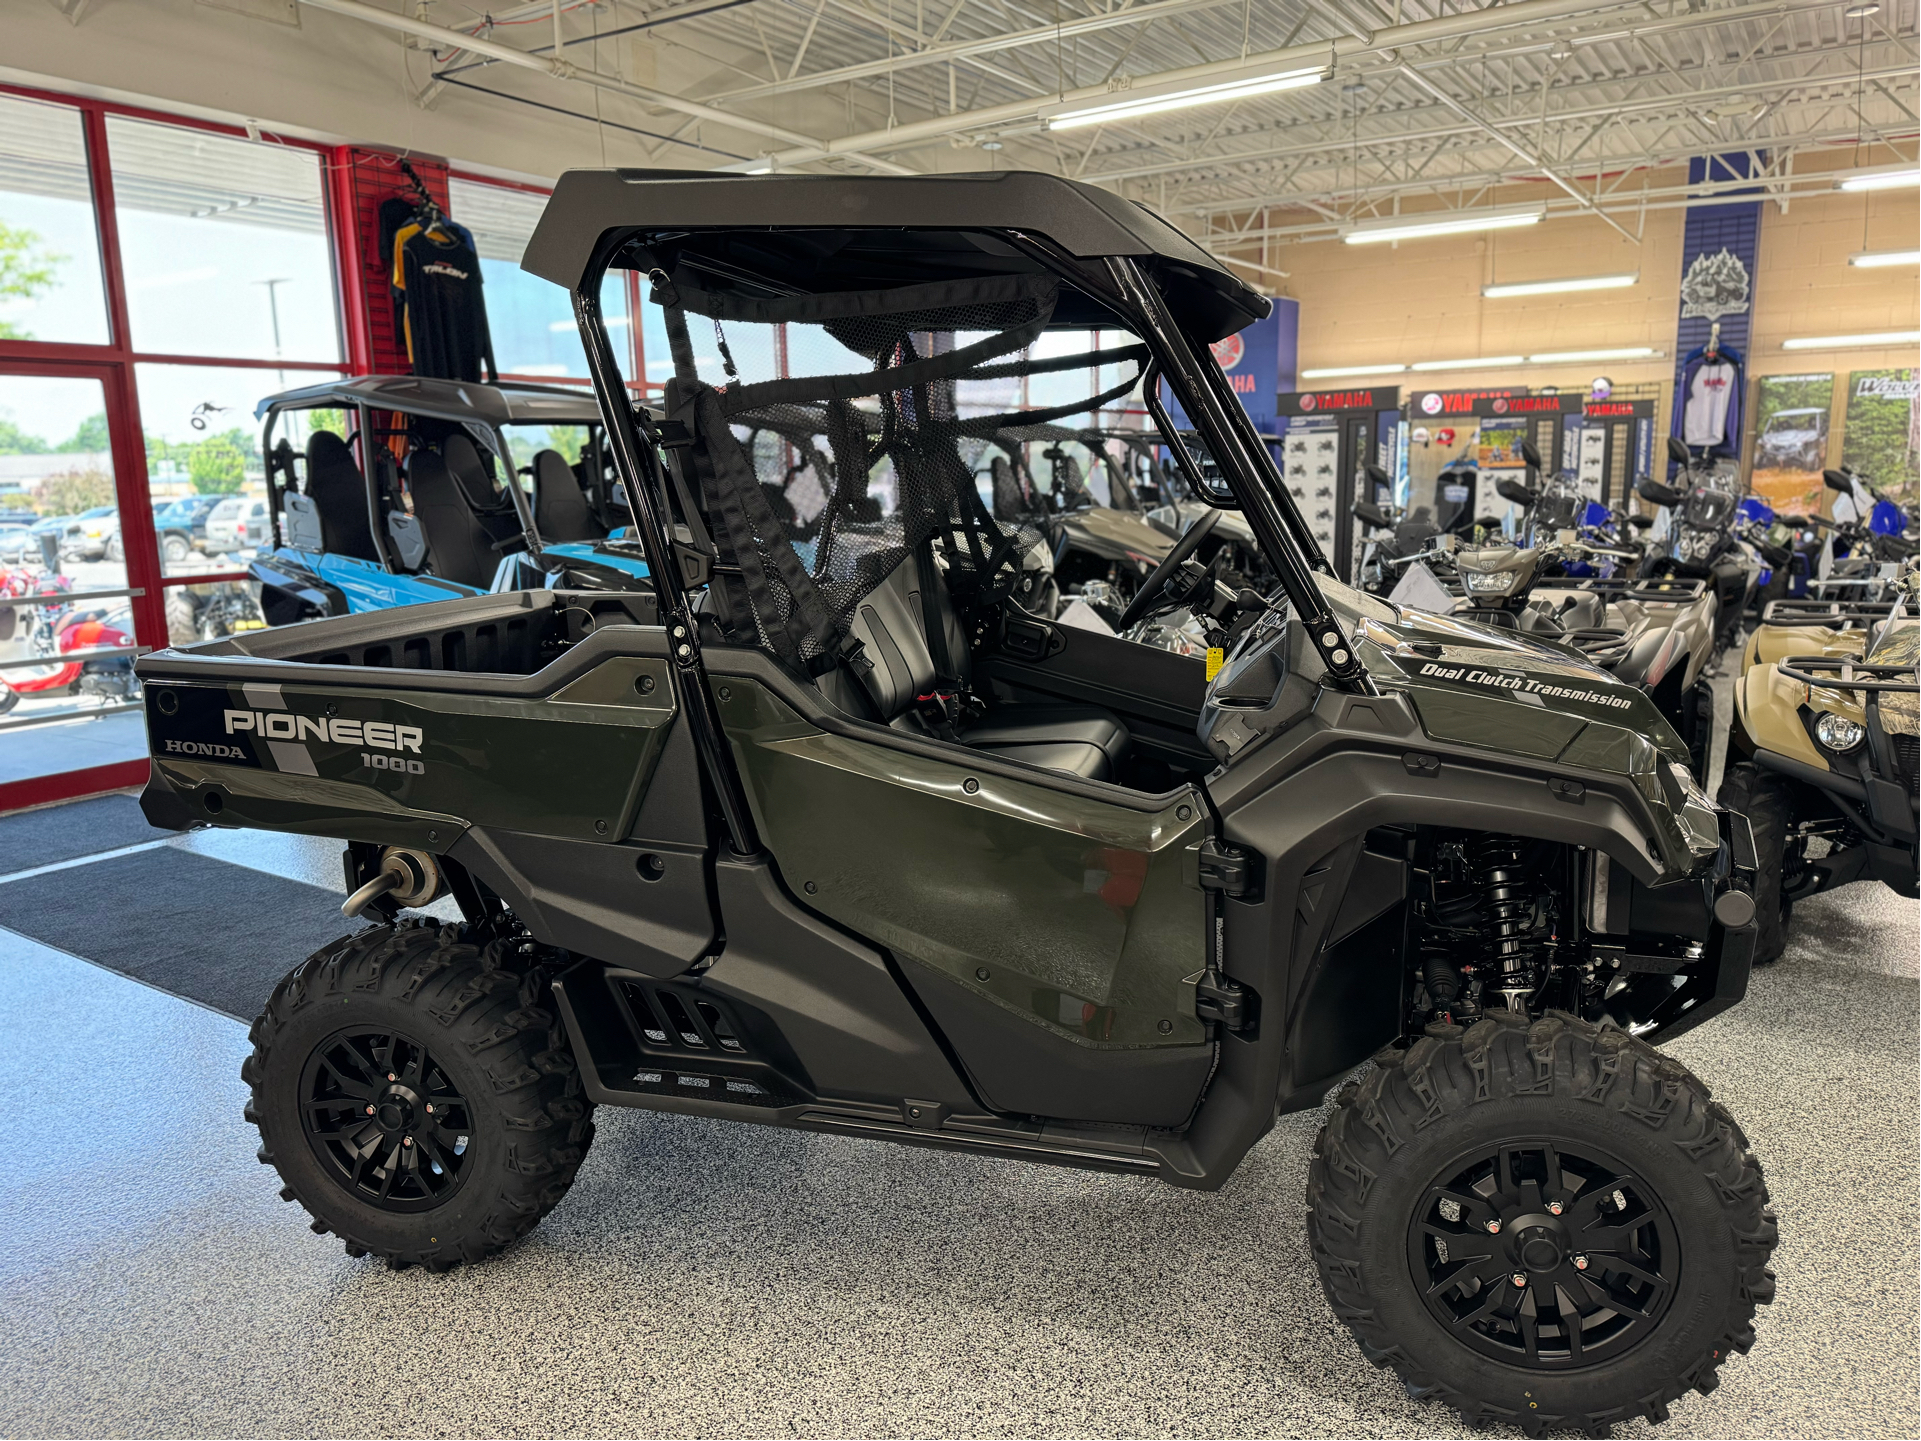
[0,82,349,811]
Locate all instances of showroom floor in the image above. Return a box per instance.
[0,786,1915,1439]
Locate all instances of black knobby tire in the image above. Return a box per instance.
[1717,761,1791,964]
[241,922,596,1270]
[1308,1013,1777,1437]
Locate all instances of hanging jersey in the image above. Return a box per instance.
[399,224,496,383]
[1683,360,1736,446]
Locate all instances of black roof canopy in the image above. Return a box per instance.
[521,169,1269,343]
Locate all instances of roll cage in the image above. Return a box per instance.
[256,375,618,573]
[523,168,1375,855]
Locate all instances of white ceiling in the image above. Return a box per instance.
[225,2,1921,254]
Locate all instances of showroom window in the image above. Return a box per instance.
[106,117,340,365]
[0,85,346,808]
[446,176,630,383]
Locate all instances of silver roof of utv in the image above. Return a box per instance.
[520,168,1269,343]
[254,375,603,427]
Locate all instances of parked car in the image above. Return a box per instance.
[60,506,118,561]
[156,494,226,563]
[0,524,34,563]
[203,495,270,557]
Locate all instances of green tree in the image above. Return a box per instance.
[545,424,587,459]
[189,432,247,494]
[58,411,110,453]
[0,221,64,341]
[307,408,346,436]
[37,467,113,515]
[0,417,51,456]
[1840,368,1920,503]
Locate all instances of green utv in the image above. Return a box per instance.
[137,172,1775,1436]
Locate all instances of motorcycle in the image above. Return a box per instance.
[1635,437,1761,655]
[4,599,140,704]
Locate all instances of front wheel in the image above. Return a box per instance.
[242,923,596,1270]
[1309,1013,1776,1436]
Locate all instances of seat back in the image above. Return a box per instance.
[841,551,971,722]
[305,430,381,561]
[532,448,604,542]
[407,447,502,588]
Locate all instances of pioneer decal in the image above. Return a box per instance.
[1415,660,1634,711]
[223,709,423,752]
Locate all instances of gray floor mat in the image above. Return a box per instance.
[0,848,356,1019]
[0,791,160,876]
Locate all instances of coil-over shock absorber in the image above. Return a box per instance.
[1467,834,1539,1010]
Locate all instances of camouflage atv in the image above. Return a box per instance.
[1721,562,1919,960]
[136,170,1773,1436]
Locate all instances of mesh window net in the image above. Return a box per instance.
[648,267,1148,672]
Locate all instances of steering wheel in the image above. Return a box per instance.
[1117,507,1222,631]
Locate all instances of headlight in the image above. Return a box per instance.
[1814,712,1866,752]
[1462,569,1517,594]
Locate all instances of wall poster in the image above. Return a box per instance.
[1841,368,1919,507]
[1750,373,1835,514]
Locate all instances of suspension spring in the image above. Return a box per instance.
[1468,835,1538,1001]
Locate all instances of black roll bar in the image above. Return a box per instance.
[572,237,763,860]
[1106,257,1374,695]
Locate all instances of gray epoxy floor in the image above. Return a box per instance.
[0,816,1916,1438]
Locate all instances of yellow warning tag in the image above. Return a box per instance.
[1205,647,1226,681]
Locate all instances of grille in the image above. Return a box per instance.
[613,979,801,1107]
[1892,734,1918,793]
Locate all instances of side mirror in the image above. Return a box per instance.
[1353,500,1391,529]
[1362,462,1391,487]
[1518,438,1542,470]
[1495,478,1536,507]
[1637,477,1685,507]
[1822,469,1853,494]
[1665,436,1692,465]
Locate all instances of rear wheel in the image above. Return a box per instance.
[242,922,596,1270]
[1309,1013,1776,1436]
[1717,762,1791,964]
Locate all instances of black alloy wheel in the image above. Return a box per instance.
[300,1027,475,1212]
[1409,1137,1678,1369]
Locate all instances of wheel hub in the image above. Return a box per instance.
[1408,1137,1679,1369]
[1508,1214,1568,1272]
[300,1028,473,1212]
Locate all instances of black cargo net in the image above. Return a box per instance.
[649,267,1146,670]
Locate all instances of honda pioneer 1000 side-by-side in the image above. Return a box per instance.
[136,172,1775,1436]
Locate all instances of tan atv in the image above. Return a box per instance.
[1720,564,1919,961]
[1736,596,1896,680]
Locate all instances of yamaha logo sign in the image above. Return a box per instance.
[1299,392,1317,411]
[1210,334,1245,370]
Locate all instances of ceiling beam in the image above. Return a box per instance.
[292,0,917,174]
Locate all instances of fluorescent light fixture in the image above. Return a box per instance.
[1851,249,1921,267]
[1410,355,1525,372]
[1527,346,1662,363]
[1783,330,1921,350]
[1345,205,1545,245]
[1300,363,1408,378]
[744,165,773,175]
[1042,66,1327,130]
[1835,164,1921,192]
[1483,272,1638,299]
